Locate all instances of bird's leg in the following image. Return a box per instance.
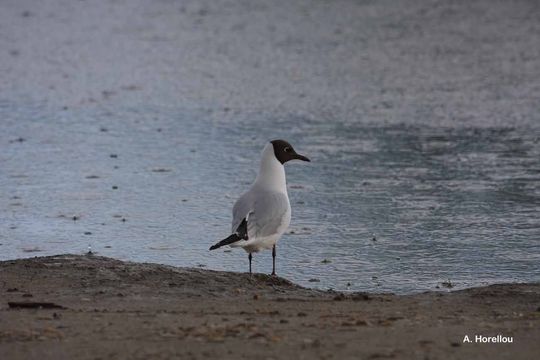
[271,245,276,276]
[248,253,252,275]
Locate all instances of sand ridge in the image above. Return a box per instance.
[1,255,539,359]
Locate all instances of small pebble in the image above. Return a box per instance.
[441,281,454,288]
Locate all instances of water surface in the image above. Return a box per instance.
[1,102,539,293]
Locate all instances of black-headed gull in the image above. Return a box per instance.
[209,140,310,275]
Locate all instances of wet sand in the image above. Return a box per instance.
[1,255,539,359]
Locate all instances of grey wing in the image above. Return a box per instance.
[247,192,290,238]
[232,191,254,234]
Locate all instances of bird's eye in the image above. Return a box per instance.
[284,147,291,153]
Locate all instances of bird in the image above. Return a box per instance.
[209,139,310,275]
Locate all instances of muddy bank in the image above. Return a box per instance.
[0,255,539,359]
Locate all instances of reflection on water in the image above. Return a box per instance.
[1,102,539,293]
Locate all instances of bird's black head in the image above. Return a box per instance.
[270,139,311,164]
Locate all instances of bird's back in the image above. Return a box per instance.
[232,190,254,233]
[232,185,291,240]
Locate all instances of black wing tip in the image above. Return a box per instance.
[209,233,241,251]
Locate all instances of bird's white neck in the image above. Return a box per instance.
[254,143,287,193]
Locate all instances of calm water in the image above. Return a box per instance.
[1,102,539,293]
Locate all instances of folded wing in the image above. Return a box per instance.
[247,191,290,239]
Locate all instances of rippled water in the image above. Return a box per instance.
[1,102,539,293]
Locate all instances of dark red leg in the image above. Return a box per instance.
[271,245,276,276]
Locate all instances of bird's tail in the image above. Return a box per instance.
[209,234,241,250]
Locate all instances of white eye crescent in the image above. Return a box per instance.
[284,147,291,153]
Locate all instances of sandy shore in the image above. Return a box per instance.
[0,255,538,359]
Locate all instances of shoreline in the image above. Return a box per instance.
[1,254,539,359]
